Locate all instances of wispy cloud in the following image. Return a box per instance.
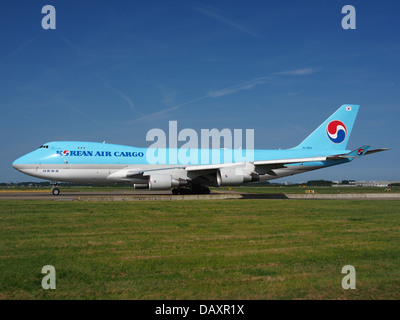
[273,68,319,76]
[72,107,105,127]
[57,32,82,57]
[155,83,180,107]
[192,5,261,38]
[131,95,208,122]
[105,84,144,117]
[127,67,318,123]
[206,77,268,98]
[0,33,41,66]
[127,76,269,123]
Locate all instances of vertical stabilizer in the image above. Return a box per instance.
[294,105,359,150]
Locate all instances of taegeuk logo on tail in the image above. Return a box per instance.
[326,120,347,144]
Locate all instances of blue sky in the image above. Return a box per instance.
[1,0,399,182]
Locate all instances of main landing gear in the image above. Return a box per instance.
[172,185,210,195]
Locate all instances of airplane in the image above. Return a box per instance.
[12,104,388,195]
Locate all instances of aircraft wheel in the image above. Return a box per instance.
[191,185,202,194]
[52,187,60,196]
[172,188,179,195]
[179,188,190,195]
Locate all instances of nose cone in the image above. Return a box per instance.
[12,154,31,171]
[12,156,24,171]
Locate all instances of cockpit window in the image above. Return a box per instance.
[38,145,49,149]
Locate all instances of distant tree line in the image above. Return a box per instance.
[340,180,356,185]
[0,182,53,187]
[305,180,333,186]
[389,183,400,187]
[0,182,103,187]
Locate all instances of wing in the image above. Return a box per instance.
[106,147,389,185]
[184,156,330,184]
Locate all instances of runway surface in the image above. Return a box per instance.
[1,190,400,201]
[0,190,245,201]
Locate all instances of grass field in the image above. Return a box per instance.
[0,199,399,299]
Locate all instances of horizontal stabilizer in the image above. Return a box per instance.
[364,148,390,155]
[327,146,389,160]
[327,145,371,159]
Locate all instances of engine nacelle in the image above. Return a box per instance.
[148,175,173,190]
[148,175,188,190]
[217,166,260,186]
[217,168,243,186]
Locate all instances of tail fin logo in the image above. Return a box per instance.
[326,120,347,144]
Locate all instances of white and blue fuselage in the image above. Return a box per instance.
[12,141,350,184]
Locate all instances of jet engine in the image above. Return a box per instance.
[217,164,259,186]
[148,174,187,190]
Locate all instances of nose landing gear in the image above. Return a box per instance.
[50,182,60,195]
